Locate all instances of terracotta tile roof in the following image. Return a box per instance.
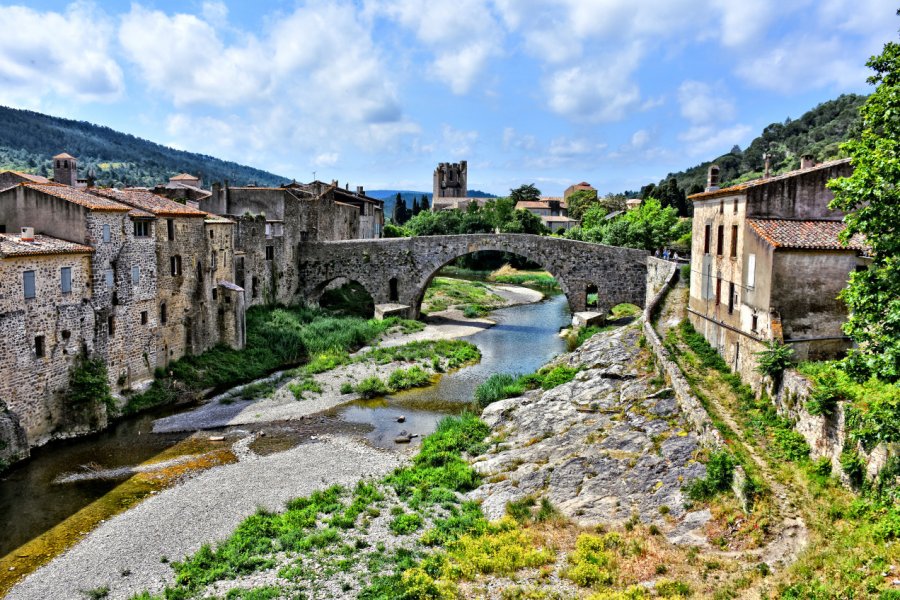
[204,211,235,224]
[517,198,568,210]
[2,171,50,184]
[52,152,76,160]
[91,188,207,217]
[170,173,199,180]
[0,233,93,257]
[543,216,579,223]
[22,183,131,212]
[688,158,852,201]
[747,218,867,251]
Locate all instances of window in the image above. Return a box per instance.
[211,251,218,270]
[133,221,150,237]
[719,200,724,214]
[751,313,759,333]
[252,276,259,298]
[209,229,214,239]
[167,219,175,240]
[212,288,218,300]
[733,197,738,214]
[170,255,182,276]
[0,224,6,233]
[715,277,722,305]
[160,302,168,324]
[730,225,738,258]
[131,266,140,285]
[703,224,711,254]
[299,231,309,242]
[102,224,110,243]
[728,282,735,314]
[389,278,399,302]
[701,257,712,299]
[61,267,72,294]
[265,223,273,238]
[746,254,756,289]
[23,270,36,299]
[141,311,148,325]
[105,269,114,288]
[716,225,724,255]
[34,335,45,358]
[265,246,274,261]
[107,315,115,336]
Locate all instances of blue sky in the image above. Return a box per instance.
[0,1,895,195]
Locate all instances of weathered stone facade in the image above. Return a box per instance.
[298,234,649,316]
[686,159,867,388]
[433,161,467,200]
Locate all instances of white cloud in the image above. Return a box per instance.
[365,0,502,94]
[440,125,479,156]
[0,2,123,105]
[502,128,537,151]
[544,54,642,122]
[630,130,651,149]
[314,153,340,168]
[678,81,736,124]
[679,124,753,157]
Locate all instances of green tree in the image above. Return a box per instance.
[420,195,430,211]
[412,196,421,216]
[567,188,599,220]
[828,30,900,381]
[392,193,410,225]
[580,203,609,230]
[509,183,541,204]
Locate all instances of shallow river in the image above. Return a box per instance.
[0,293,570,559]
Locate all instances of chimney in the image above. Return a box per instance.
[706,165,720,192]
[20,227,35,242]
[356,186,364,196]
[800,154,816,170]
[763,153,771,179]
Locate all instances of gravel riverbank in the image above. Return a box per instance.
[6,436,403,600]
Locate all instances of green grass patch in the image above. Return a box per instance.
[565,325,617,351]
[474,365,579,408]
[387,366,432,391]
[361,339,480,370]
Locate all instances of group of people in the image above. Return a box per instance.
[654,248,681,261]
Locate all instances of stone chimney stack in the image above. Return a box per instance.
[800,154,816,170]
[20,227,34,242]
[356,186,364,196]
[706,165,720,192]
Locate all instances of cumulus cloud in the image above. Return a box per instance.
[0,2,123,105]
[440,125,479,156]
[679,124,753,157]
[678,81,736,124]
[365,0,503,94]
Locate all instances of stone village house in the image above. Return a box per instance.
[686,157,869,388]
[0,157,382,464]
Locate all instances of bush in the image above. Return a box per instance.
[356,376,389,399]
[840,447,866,487]
[685,451,736,501]
[755,341,795,379]
[564,534,617,588]
[539,365,578,389]
[339,382,353,394]
[389,511,424,535]
[68,354,114,411]
[387,366,432,391]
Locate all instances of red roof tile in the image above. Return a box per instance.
[91,188,207,217]
[2,171,51,184]
[747,218,867,251]
[0,233,93,257]
[22,183,131,212]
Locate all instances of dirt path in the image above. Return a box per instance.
[654,277,808,576]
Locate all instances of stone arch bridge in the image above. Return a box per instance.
[297,234,649,318]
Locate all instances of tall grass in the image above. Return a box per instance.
[125,306,398,414]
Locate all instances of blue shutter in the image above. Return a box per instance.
[102,224,110,243]
[132,266,140,285]
[23,270,35,299]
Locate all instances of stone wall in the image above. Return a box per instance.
[0,252,97,446]
[772,370,890,482]
[645,257,678,306]
[298,234,649,316]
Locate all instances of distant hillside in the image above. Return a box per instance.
[369,189,497,218]
[650,93,866,195]
[0,106,288,188]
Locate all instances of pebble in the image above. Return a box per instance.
[397,416,406,423]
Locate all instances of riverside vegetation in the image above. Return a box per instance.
[127,320,715,600]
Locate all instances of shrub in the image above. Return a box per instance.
[840,447,866,487]
[565,534,617,588]
[539,365,578,389]
[339,382,353,394]
[387,366,432,391]
[356,376,389,399]
[685,451,735,501]
[68,354,114,412]
[389,511,424,535]
[755,341,794,379]
[656,579,691,597]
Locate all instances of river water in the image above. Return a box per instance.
[0,293,570,560]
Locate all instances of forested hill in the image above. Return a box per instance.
[652,94,867,195]
[0,106,288,188]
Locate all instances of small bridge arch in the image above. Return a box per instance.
[297,234,649,318]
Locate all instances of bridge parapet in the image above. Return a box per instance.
[297,234,649,317]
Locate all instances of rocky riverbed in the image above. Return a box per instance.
[469,323,714,546]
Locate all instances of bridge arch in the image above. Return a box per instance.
[297,234,649,319]
[311,276,376,317]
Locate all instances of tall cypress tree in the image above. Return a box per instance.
[412,197,421,216]
[421,195,430,212]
